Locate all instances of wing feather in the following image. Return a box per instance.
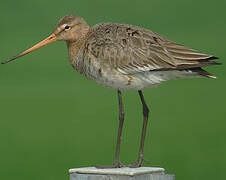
[86,23,218,75]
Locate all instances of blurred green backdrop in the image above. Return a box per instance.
[0,0,225,180]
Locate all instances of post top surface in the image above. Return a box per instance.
[69,167,165,176]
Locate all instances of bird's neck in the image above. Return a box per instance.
[67,28,90,64]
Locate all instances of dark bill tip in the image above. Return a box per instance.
[1,33,57,65]
[1,55,20,64]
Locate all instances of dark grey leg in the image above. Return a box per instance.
[96,90,125,168]
[129,90,150,167]
[113,90,125,166]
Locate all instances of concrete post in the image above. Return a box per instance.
[69,167,175,180]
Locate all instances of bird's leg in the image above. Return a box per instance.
[112,90,125,167]
[95,90,125,168]
[129,90,150,168]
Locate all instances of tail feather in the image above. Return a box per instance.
[189,67,217,79]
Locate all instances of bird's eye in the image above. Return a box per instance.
[64,25,70,30]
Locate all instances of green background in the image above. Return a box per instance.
[0,0,225,180]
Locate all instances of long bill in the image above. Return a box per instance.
[1,33,57,64]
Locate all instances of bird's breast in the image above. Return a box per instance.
[68,41,163,90]
[70,55,161,90]
[69,51,140,90]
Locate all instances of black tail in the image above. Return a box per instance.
[189,67,217,79]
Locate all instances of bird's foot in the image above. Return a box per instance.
[95,157,150,169]
[95,160,125,169]
[127,157,149,168]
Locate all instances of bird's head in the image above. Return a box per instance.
[54,15,89,41]
[1,15,89,64]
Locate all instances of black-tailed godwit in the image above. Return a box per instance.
[2,15,220,168]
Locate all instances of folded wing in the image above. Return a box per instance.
[86,23,219,75]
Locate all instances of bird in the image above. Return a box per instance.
[2,15,220,168]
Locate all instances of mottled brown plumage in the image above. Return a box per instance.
[2,15,220,168]
[84,22,219,73]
